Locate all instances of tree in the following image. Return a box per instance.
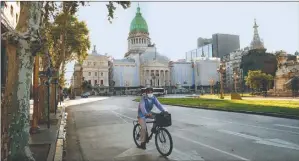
[240,49,277,82]
[245,70,274,93]
[286,76,299,97]
[1,1,131,161]
[1,2,44,161]
[82,80,92,92]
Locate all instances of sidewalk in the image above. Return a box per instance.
[29,100,65,161]
[28,96,109,161]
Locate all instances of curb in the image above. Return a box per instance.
[46,102,67,161]
[132,99,299,120]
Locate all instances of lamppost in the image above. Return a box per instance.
[209,79,215,94]
[53,78,59,115]
[232,72,239,93]
[217,62,226,99]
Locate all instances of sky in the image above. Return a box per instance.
[65,1,299,85]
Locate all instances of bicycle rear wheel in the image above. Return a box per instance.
[133,124,142,147]
[155,127,173,157]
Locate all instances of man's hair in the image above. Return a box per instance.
[145,87,153,93]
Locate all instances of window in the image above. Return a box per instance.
[94,62,96,66]
[16,14,18,23]
[94,80,97,85]
[101,72,103,76]
[10,5,13,16]
[100,80,103,85]
[88,80,91,84]
[95,72,97,76]
[1,1,6,8]
[88,72,91,76]
[88,62,91,66]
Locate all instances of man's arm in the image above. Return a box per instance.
[139,97,148,115]
[153,96,167,112]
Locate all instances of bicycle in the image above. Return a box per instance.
[133,112,173,157]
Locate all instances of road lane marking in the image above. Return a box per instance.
[219,129,299,151]
[274,124,299,129]
[111,110,135,120]
[195,116,299,135]
[111,111,129,123]
[172,133,250,161]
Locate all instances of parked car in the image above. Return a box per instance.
[81,92,90,98]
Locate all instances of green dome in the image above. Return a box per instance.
[130,6,148,33]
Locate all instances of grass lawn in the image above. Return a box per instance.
[200,93,255,99]
[134,97,299,117]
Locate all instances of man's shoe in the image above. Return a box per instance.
[140,142,146,150]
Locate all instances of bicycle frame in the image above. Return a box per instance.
[133,119,159,142]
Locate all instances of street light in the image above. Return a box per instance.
[232,72,239,93]
[217,62,226,99]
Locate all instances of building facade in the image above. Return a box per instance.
[1,2,20,160]
[223,47,249,91]
[269,51,299,97]
[212,33,240,58]
[81,46,109,87]
[186,43,213,61]
[170,61,193,87]
[194,57,221,87]
[1,1,20,93]
[197,37,212,48]
[112,5,171,88]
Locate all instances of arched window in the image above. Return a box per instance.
[139,38,141,44]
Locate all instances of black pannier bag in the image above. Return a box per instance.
[156,113,172,127]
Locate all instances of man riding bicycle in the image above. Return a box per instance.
[138,87,167,150]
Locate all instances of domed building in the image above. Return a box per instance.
[112,5,171,88]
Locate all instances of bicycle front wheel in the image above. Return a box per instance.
[155,127,173,157]
[133,123,142,148]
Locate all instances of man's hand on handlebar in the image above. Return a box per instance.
[146,113,152,117]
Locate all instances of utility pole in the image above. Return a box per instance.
[30,56,40,134]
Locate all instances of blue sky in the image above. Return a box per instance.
[65,1,299,85]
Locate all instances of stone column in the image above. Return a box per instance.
[163,70,166,86]
[158,69,161,87]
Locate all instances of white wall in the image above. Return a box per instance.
[1,1,20,29]
[171,63,193,86]
[195,58,220,86]
[113,62,138,87]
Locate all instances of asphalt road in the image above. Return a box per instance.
[65,96,299,161]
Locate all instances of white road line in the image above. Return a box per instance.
[274,124,299,130]
[111,110,136,120]
[172,133,250,161]
[111,111,129,123]
[196,116,299,135]
[218,130,299,151]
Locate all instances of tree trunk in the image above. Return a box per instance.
[7,38,35,161]
[2,2,43,161]
[38,53,50,122]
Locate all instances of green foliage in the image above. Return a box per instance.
[240,49,278,78]
[286,76,299,92]
[82,80,92,91]
[50,13,90,66]
[245,70,274,91]
[106,1,131,23]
